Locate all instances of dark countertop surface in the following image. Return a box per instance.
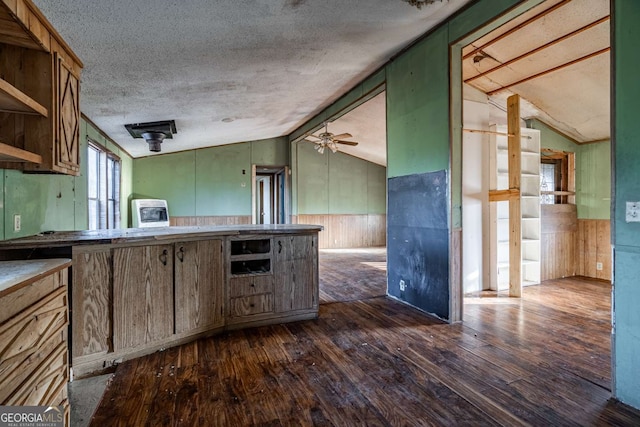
[0,224,323,250]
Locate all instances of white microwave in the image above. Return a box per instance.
[131,199,170,228]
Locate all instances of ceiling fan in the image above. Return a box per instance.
[303,122,359,154]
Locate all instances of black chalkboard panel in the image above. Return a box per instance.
[387,170,449,320]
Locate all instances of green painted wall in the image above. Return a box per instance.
[132,137,288,219]
[527,119,611,220]
[386,25,449,179]
[613,0,640,409]
[0,118,133,240]
[578,142,611,220]
[294,141,386,215]
[196,144,251,216]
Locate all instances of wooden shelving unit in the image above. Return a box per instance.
[0,0,82,175]
[490,125,541,291]
[0,141,43,163]
[0,79,48,116]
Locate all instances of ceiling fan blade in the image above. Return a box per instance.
[331,133,352,140]
[304,134,321,141]
[303,138,320,144]
[335,140,358,146]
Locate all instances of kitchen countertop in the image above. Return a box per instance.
[0,258,72,297]
[0,224,323,250]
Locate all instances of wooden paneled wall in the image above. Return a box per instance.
[576,219,611,281]
[541,205,577,281]
[170,216,252,227]
[540,204,611,282]
[293,214,386,249]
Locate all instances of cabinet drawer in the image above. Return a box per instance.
[229,293,273,317]
[229,275,273,298]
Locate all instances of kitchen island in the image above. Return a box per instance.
[0,225,321,377]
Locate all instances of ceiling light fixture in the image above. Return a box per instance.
[303,122,359,154]
[124,120,177,153]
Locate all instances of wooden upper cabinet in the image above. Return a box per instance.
[0,0,82,175]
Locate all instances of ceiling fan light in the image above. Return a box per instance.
[318,145,325,154]
[329,143,338,153]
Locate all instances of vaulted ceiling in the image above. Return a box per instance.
[32,0,472,158]
[463,0,610,143]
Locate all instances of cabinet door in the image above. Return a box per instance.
[174,239,224,334]
[273,234,318,312]
[113,244,173,350]
[54,52,80,175]
[72,247,112,359]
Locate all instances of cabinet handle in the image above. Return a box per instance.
[250,283,255,288]
[250,303,255,308]
[160,249,168,266]
[278,240,282,254]
[177,246,184,263]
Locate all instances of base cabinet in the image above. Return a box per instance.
[72,247,112,360]
[174,239,224,334]
[69,232,319,377]
[113,244,174,350]
[274,234,318,313]
[0,259,70,422]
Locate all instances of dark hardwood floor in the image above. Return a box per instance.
[90,249,640,426]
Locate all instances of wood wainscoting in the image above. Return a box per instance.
[541,205,611,282]
[541,204,577,281]
[170,216,252,226]
[293,214,386,249]
[576,218,611,281]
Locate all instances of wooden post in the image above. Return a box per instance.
[507,94,522,297]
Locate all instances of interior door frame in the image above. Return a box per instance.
[251,164,290,224]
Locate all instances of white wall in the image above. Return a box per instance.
[462,92,491,294]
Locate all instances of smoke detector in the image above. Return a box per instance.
[124,120,177,152]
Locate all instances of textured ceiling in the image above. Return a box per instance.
[463,0,610,142]
[33,0,472,158]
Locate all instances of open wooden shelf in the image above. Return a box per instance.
[0,78,48,117]
[0,142,42,163]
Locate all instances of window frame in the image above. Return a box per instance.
[87,139,121,230]
[540,149,575,205]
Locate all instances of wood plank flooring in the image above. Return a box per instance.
[90,249,640,426]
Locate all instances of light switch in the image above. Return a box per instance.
[626,202,640,222]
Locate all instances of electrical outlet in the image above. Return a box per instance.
[13,214,21,232]
[399,279,406,291]
[626,201,640,222]
[596,262,603,271]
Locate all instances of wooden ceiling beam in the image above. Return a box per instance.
[462,0,572,60]
[465,15,610,84]
[487,47,610,96]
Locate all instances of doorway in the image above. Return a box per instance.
[456,0,610,298]
[252,166,288,224]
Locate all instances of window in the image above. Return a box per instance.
[540,149,574,205]
[88,141,121,229]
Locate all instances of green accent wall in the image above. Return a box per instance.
[578,142,611,220]
[132,137,288,219]
[613,0,640,409]
[0,118,133,240]
[386,25,449,179]
[527,119,611,220]
[294,141,386,215]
